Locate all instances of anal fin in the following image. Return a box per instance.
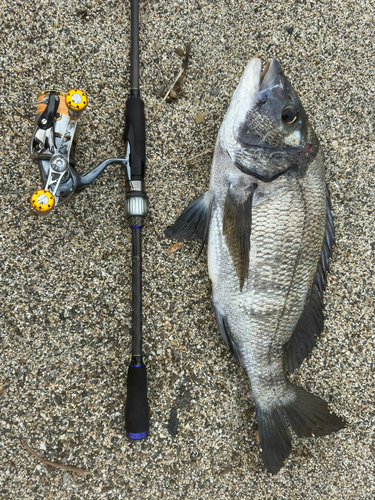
[214,310,245,367]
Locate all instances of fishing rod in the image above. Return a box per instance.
[27,0,149,439]
[123,0,150,440]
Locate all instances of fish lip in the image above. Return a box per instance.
[246,57,279,94]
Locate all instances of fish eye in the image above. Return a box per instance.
[282,106,298,125]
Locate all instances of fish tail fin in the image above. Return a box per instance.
[256,406,292,475]
[256,385,344,475]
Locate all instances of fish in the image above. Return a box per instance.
[165,58,344,474]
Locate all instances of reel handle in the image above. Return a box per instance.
[30,89,125,213]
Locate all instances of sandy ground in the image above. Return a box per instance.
[0,0,374,498]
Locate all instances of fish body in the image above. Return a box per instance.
[166,58,343,474]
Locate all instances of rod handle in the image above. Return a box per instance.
[125,363,149,439]
[124,97,145,180]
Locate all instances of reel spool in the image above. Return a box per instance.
[29,89,123,214]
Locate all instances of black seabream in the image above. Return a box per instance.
[165,58,344,474]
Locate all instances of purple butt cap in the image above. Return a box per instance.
[127,430,149,440]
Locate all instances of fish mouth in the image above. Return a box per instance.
[260,61,271,85]
[258,59,280,96]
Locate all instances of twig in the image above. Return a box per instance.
[14,108,33,124]
[152,68,184,120]
[21,440,92,475]
[186,149,213,163]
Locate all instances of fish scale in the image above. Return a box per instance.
[165,58,344,474]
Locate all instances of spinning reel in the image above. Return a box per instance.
[30,89,125,214]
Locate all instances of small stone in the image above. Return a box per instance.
[195,112,205,124]
[54,394,62,405]
[219,466,232,476]
[170,90,177,99]
[155,85,165,97]
[167,241,183,253]
[63,472,72,485]
[209,88,219,96]
[168,408,179,437]
[287,26,294,34]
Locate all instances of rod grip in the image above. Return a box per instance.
[124,97,145,180]
[125,363,149,439]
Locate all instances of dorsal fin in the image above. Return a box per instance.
[164,191,212,254]
[284,186,335,373]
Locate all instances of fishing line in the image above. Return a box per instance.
[48,0,63,91]
[8,0,62,121]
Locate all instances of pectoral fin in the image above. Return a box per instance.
[164,191,212,254]
[223,183,256,291]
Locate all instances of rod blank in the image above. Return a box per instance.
[130,0,139,93]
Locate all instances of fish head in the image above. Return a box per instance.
[223,58,319,181]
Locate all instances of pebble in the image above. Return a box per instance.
[62,472,72,485]
[195,111,205,124]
